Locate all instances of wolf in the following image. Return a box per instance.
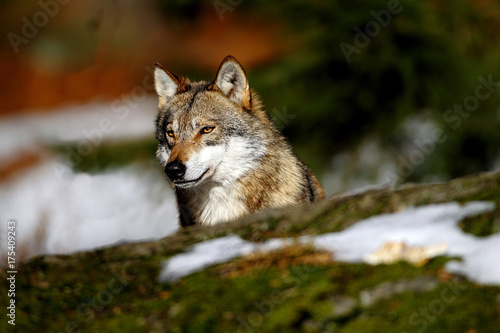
[154,55,324,227]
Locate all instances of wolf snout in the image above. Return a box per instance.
[165,161,186,181]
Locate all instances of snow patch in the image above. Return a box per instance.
[159,235,292,283]
[0,98,158,162]
[0,160,178,260]
[159,201,500,286]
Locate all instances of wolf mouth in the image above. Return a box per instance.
[173,168,210,188]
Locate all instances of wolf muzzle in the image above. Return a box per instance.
[165,161,186,181]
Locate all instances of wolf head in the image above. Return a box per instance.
[154,56,269,189]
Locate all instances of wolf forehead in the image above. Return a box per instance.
[156,82,256,133]
[158,82,229,116]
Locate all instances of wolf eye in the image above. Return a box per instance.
[201,126,215,134]
[166,130,174,138]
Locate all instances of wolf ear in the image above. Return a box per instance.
[213,56,251,110]
[154,63,184,103]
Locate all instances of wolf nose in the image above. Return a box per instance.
[165,161,186,181]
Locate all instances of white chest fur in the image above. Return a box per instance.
[189,183,248,225]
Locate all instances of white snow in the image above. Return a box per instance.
[309,201,493,262]
[0,97,158,162]
[159,235,291,282]
[0,160,178,260]
[159,201,500,286]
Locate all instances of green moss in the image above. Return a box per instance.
[139,259,498,332]
[459,209,500,237]
[4,249,500,332]
[342,284,500,333]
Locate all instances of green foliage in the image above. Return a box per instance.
[245,0,500,180]
[159,0,500,182]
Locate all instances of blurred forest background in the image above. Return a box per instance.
[1,0,500,194]
[3,3,500,330]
